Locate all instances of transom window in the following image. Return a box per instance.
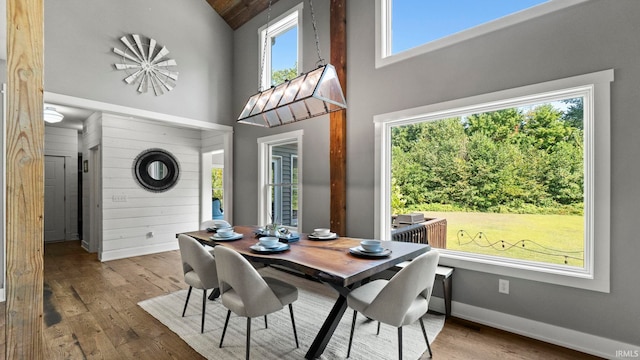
[376,0,590,67]
[259,3,303,90]
[374,70,613,292]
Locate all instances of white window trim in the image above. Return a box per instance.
[258,130,303,231]
[290,154,298,223]
[258,3,303,90]
[374,69,613,292]
[375,0,591,69]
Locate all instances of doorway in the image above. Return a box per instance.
[44,155,66,242]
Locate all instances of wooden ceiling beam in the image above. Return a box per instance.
[5,0,45,358]
[329,0,347,236]
[207,0,281,30]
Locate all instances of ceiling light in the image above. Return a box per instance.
[238,64,346,127]
[43,106,64,123]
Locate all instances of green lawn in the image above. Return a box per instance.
[420,211,584,267]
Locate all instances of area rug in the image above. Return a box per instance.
[139,267,444,360]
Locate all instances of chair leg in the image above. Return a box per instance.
[182,286,192,317]
[201,289,207,333]
[419,318,433,358]
[264,315,268,329]
[246,317,251,360]
[347,310,357,358]
[289,304,299,348]
[397,327,403,360]
[208,287,220,300]
[377,321,381,335]
[220,310,231,348]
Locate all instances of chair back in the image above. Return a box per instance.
[178,234,219,289]
[365,250,439,326]
[214,246,283,317]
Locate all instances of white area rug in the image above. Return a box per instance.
[139,267,444,360]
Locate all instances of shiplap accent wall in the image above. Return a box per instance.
[99,114,201,261]
[44,126,79,240]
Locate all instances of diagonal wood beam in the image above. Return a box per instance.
[6,0,45,358]
[329,0,347,236]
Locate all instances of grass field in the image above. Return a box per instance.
[420,211,584,267]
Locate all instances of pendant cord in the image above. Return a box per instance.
[259,0,273,92]
[309,0,325,67]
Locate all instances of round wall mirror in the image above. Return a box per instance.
[133,148,180,192]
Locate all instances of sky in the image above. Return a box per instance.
[391,0,549,54]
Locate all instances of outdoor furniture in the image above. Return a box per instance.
[179,226,430,359]
[177,234,220,333]
[391,220,453,317]
[346,250,440,359]
[215,245,299,360]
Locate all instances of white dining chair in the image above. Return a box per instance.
[214,245,299,360]
[178,234,220,333]
[346,250,440,359]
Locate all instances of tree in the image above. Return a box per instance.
[272,63,298,86]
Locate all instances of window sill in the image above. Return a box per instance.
[438,249,609,293]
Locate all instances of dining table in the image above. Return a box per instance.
[179,225,430,359]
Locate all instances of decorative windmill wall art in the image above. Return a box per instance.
[113,34,178,96]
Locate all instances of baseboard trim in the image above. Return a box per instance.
[99,242,179,262]
[452,301,638,359]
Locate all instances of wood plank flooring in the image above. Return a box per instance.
[0,240,601,359]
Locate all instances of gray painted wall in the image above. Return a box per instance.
[45,0,234,125]
[232,0,640,348]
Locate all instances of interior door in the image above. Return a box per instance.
[44,155,66,242]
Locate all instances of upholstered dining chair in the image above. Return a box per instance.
[346,250,440,359]
[214,245,299,360]
[177,234,220,333]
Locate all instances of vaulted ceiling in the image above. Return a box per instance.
[206,0,281,30]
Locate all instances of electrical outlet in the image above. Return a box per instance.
[499,279,509,294]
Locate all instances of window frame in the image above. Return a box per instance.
[374,69,613,292]
[258,3,303,90]
[258,130,304,231]
[375,0,590,68]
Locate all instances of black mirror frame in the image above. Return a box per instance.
[133,148,180,192]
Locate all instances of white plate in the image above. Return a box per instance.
[308,232,337,239]
[355,245,384,254]
[210,232,243,241]
[250,243,290,253]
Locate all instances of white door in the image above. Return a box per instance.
[44,156,66,242]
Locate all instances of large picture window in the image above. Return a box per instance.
[375,70,613,291]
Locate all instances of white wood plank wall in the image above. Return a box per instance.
[99,114,202,260]
[44,126,79,240]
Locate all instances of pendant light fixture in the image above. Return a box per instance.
[237,0,346,128]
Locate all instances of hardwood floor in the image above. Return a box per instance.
[0,240,601,359]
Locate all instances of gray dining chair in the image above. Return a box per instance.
[178,234,220,333]
[346,250,440,359]
[214,245,299,360]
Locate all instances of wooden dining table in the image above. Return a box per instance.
[180,225,430,359]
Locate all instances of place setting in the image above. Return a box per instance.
[307,228,338,240]
[254,226,300,243]
[209,226,244,241]
[349,240,392,258]
[249,236,290,254]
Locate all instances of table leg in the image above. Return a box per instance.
[305,294,348,359]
